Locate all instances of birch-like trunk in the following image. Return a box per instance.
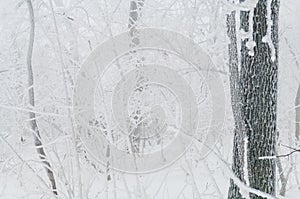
[26,0,58,195]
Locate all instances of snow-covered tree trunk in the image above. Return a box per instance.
[227,0,280,198]
[227,10,246,199]
[26,0,58,195]
[128,0,145,153]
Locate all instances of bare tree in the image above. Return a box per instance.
[26,0,58,195]
[227,0,280,198]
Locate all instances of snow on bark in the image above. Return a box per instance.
[242,1,279,198]
[227,0,280,198]
[226,10,246,199]
[262,0,276,61]
[243,136,250,188]
[26,0,58,195]
[245,10,256,56]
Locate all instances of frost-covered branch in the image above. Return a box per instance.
[26,0,58,195]
[222,0,259,12]
[196,140,285,199]
[0,134,52,196]
[275,150,292,196]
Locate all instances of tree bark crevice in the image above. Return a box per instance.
[227,1,280,198]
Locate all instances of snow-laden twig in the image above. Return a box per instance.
[48,0,83,198]
[185,158,201,199]
[203,158,224,198]
[194,139,285,199]
[52,148,73,199]
[0,104,67,117]
[218,155,283,198]
[275,145,293,196]
[0,134,57,198]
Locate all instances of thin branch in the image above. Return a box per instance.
[276,150,300,158]
[194,139,284,199]
[260,144,300,159]
[275,146,292,196]
[48,0,83,197]
[0,134,52,196]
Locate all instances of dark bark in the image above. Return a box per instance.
[227,0,280,198]
[244,1,279,197]
[227,11,246,199]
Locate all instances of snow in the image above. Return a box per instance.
[263,0,276,62]
[222,0,259,12]
[243,136,250,191]
[0,0,300,198]
[258,156,276,160]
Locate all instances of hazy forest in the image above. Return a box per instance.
[0,0,300,198]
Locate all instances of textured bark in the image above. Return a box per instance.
[243,1,279,197]
[26,0,58,195]
[227,11,246,199]
[227,0,280,198]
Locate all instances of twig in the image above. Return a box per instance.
[276,144,300,158]
[0,134,56,197]
[48,0,83,197]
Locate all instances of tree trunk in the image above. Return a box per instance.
[227,0,280,198]
[26,0,58,195]
[128,0,145,153]
[296,83,300,142]
[227,10,246,199]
